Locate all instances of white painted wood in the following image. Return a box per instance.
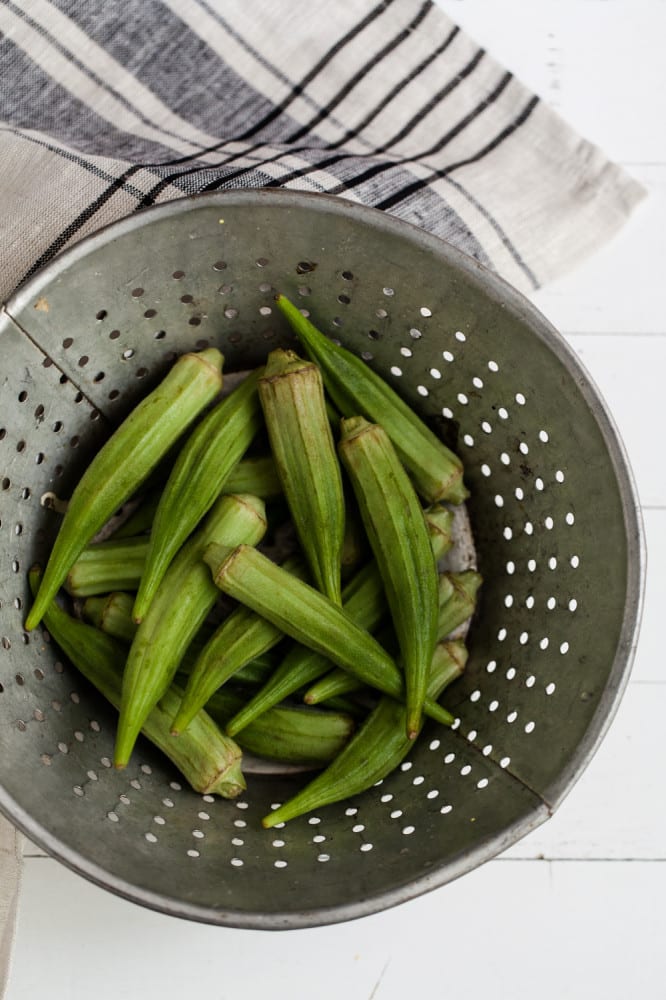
[532,165,664,335]
[503,683,666,859]
[10,855,666,1000]
[630,507,662,684]
[564,332,665,507]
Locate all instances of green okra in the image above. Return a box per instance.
[258,349,345,604]
[340,503,368,580]
[305,569,483,705]
[224,507,455,738]
[204,543,454,731]
[83,592,137,643]
[28,567,245,798]
[203,688,355,766]
[133,369,263,623]
[263,640,468,828]
[320,696,368,719]
[224,558,387,738]
[437,570,483,637]
[222,456,282,499]
[339,416,439,737]
[425,504,454,562]
[64,537,148,597]
[275,294,468,505]
[111,487,161,539]
[230,655,278,687]
[170,555,308,736]
[115,493,267,769]
[26,348,224,631]
[81,593,276,685]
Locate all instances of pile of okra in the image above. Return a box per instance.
[26,294,481,828]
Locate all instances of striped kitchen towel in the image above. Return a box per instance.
[0,0,645,305]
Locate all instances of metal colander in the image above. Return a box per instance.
[0,190,643,928]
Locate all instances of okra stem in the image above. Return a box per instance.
[262,641,468,827]
[133,369,263,623]
[25,348,224,631]
[275,294,468,504]
[204,543,454,731]
[28,567,245,798]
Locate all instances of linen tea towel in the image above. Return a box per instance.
[0,0,645,303]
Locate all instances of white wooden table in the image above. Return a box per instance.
[8,2,664,996]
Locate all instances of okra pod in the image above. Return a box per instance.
[110,487,161,539]
[275,294,467,505]
[133,369,263,622]
[224,558,386,737]
[170,555,308,736]
[263,640,468,827]
[64,537,148,597]
[306,569,482,704]
[28,567,245,798]
[258,349,345,604]
[115,493,267,768]
[231,655,278,687]
[26,348,224,630]
[340,504,368,579]
[339,416,439,737]
[204,543,454,731]
[321,696,368,718]
[425,504,454,561]
[83,592,137,643]
[222,456,282,499]
[438,569,483,636]
[204,689,355,766]
[224,507,455,738]
[82,593,276,685]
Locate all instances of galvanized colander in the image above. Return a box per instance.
[0,190,644,928]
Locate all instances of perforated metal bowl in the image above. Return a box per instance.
[0,190,643,928]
